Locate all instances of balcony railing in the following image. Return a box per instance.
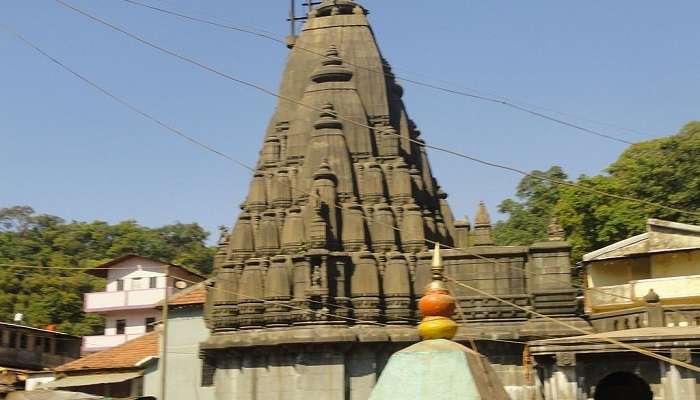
[84,288,172,313]
[587,274,700,311]
[81,333,145,352]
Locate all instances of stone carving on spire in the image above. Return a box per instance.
[206,0,582,349]
[473,201,494,246]
[548,216,566,241]
[204,3,585,396]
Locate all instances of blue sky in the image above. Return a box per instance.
[2,1,699,243]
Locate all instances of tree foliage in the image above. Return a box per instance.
[557,121,700,260]
[493,166,567,245]
[0,207,215,335]
[495,121,700,261]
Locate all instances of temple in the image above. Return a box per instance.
[201,1,585,399]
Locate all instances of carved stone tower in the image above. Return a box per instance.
[202,2,585,399]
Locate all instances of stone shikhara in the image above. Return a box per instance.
[200,1,585,399]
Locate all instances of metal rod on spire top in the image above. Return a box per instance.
[289,0,295,36]
[431,243,444,282]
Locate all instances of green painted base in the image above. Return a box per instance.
[369,339,510,400]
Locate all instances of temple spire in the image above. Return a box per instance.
[214,0,464,331]
[473,201,494,246]
[548,216,566,241]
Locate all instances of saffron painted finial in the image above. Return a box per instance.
[417,243,458,340]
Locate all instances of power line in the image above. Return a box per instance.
[1,23,656,310]
[7,11,697,362]
[0,263,135,271]
[173,275,528,347]
[0,25,251,172]
[51,0,700,219]
[445,275,700,374]
[118,0,639,146]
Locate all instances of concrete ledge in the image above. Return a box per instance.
[200,325,420,350]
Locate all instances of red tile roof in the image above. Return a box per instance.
[168,286,206,306]
[55,332,158,372]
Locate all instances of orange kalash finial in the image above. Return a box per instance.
[417,243,458,340]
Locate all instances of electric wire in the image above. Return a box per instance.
[5,264,695,354]
[174,276,524,346]
[51,0,700,219]
[1,23,651,311]
[444,275,700,374]
[6,18,700,367]
[119,0,639,146]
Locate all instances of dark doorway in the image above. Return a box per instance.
[594,371,652,400]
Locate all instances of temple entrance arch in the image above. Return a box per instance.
[593,371,652,400]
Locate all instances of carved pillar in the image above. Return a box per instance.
[332,258,352,319]
[281,206,305,253]
[264,255,292,327]
[291,257,311,324]
[237,259,266,328]
[228,212,255,262]
[362,162,385,205]
[454,218,471,249]
[212,263,240,332]
[422,209,437,243]
[413,253,433,308]
[255,210,281,256]
[350,252,381,322]
[341,198,367,251]
[262,135,281,167]
[371,202,397,252]
[309,204,329,249]
[313,161,339,245]
[401,202,426,253]
[379,126,400,158]
[270,169,292,209]
[247,172,267,213]
[391,159,412,205]
[383,251,412,324]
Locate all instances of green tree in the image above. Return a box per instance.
[493,166,568,245]
[0,207,216,335]
[557,121,700,260]
[493,121,700,262]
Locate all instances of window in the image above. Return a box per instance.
[149,277,158,289]
[145,317,156,332]
[116,319,126,335]
[116,279,124,291]
[43,337,52,353]
[55,340,68,356]
[8,331,17,348]
[19,334,27,349]
[201,359,216,387]
[34,336,42,350]
[131,277,144,290]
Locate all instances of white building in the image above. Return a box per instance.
[81,255,204,353]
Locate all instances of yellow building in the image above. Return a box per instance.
[529,219,700,399]
[584,218,700,316]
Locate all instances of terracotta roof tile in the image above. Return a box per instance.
[155,281,208,308]
[55,332,158,372]
[168,286,206,306]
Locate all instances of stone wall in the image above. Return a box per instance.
[206,336,550,400]
[211,344,394,400]
[535,352,700,400]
